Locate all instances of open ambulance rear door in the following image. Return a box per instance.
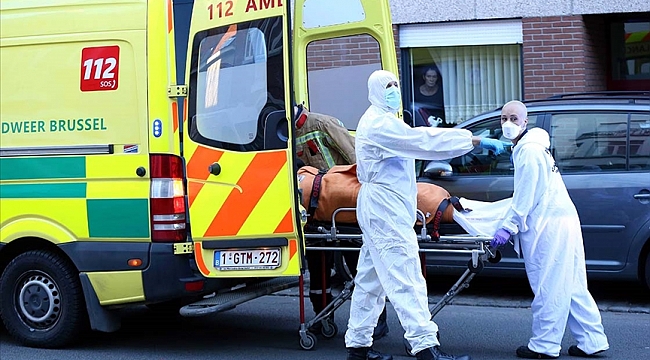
[179,0,398,281]
[292,0,400,128]
[181,0,301,278]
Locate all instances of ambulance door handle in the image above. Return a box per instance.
[208,162,221,176]
[136,167,146,177]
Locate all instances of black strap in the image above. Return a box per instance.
[307,169,327,222]
[430,199,450,241]
[449,196,464,212]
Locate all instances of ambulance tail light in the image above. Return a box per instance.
[150,154,186,242]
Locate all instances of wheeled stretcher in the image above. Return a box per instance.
[296,207,502,352]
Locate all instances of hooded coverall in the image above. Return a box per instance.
[501,128,609,357]
[344,70,475,353]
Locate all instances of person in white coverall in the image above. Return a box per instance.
[344,70,504,360]
[491,100,609,359]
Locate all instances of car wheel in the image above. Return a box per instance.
[0,250,87,348]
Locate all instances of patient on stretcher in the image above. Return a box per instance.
[298,163,511,240]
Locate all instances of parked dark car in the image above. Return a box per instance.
[418,92,650,289]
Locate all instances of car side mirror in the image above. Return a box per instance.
[423,160,453,178]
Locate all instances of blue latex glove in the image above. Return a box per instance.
[491,228,511,248]
[479,138,505,155]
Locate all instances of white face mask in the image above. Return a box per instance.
[502,121,523,140]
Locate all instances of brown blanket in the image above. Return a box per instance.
[297,165,455,225]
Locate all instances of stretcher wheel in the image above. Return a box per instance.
[321,318,338,338]
[488,249,502,264]
[299,331,317,350]
[467,259,484,273]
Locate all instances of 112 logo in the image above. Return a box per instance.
[80,46,120,91]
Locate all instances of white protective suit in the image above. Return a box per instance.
[500,128,609,357]
[344,70,475,353]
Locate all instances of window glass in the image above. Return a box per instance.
[306,34,382,130]
[549,113,629,173]
[630,113,650,170]
[189,18,285,151]
[610,20,650,81]
[406,44,522,127]
[450,115,537,176]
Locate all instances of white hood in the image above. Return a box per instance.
[516,127,550,150]
[367,69,398,113]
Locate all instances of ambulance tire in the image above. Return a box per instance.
[0,250,87,348]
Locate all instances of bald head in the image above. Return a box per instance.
[502,100,527,117]
[501,100,528,127]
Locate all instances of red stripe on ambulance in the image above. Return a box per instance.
[204,152,286,237]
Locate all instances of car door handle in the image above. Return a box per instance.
[208,162,221,176]
[634,194,650,200]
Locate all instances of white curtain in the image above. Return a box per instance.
[426,44,522,124]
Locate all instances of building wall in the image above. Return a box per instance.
[389,0,650,24]
[522,15,608,99]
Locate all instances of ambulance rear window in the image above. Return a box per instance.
[188,17,285,152]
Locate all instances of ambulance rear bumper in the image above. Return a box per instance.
[59,241,224,303]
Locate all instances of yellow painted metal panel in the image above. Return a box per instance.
[86,180,150,200]
[85,271,145,305]
[85,154,150,199]
[0,199,88,238]
[0,199,89,242]
[292,0,398,107]
[1,32,148,149]
[189,0,285,36]
[0,1,147,39]
[188,151,255,237]
[238,159,291,235]
[85,154,149,179]
[147,0,179,154]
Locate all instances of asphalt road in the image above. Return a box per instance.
[1,275,648,360]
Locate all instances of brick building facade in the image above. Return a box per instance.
[522,16,608,99]
[306,1,649,125]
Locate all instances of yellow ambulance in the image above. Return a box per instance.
[0,0,398,348]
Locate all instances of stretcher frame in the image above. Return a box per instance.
[297,207,500,352]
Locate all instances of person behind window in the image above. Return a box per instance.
[491,100,609,359]
[413,64,447,128]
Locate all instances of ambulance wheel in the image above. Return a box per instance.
[299,331,317,350]
[467,259,484,273]
[0,250,87,348]
[321,317,338,338]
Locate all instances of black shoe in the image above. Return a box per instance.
[347,347,370,360]
[568,345,606,358]
[516,346,558,359]
[415,346,472,360]
[372,308,389,340]
[368,348,393,360]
